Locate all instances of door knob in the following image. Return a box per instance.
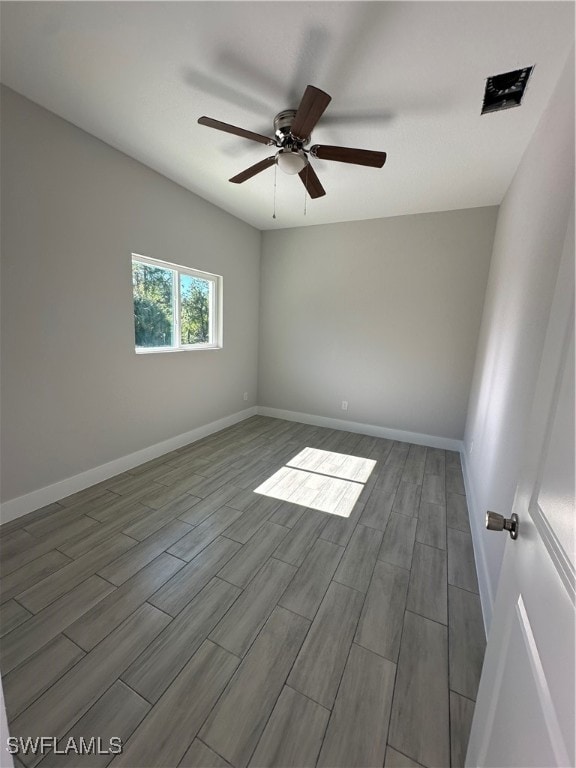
[486,511,519,540]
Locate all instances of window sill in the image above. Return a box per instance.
[135,345,222,354]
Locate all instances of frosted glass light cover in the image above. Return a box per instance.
[276,150,307,175]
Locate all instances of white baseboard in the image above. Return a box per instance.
[460,450,494,634]
[256,406,464,452]
[0,407,258,525]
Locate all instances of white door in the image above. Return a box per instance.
[466,207,575,768]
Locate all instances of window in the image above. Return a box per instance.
[131,254,222,353]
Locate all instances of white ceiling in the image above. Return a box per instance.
[1,1,573,230]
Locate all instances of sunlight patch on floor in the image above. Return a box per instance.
[254,447,376,517]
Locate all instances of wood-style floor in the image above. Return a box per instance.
[0,416,486,768]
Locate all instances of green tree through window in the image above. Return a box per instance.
[180,274,210,345]
[132,263,174,347]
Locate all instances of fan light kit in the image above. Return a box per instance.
[276,148,307,175]
[198,85,387,199]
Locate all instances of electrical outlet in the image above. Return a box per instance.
[243,392,248,401]
[341,400,348,411]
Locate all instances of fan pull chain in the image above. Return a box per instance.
[272,163,277,219]
[303,163,308,216]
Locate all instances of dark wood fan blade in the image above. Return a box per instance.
[311,144,387,168]
[198,116,273,145]
[290,86,332,140]
[229,156,277,184]
[298,163,326,199]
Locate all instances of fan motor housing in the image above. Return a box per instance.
[274,109,310,146]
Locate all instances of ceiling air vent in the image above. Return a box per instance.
[481,66,533,115]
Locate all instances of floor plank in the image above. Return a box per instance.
[209,558,296,657]
[97,520,192,586]
[218,522,289,588]
[1,532,77,578]
[87,493,157,523]
[272,509,329,567]
[10,604,170,767]
[447,527,480,593]
[1,506,64,537]
[17,536,136,613]
[23,505,99,540]
[179,740,232,768]
[114,641,239,768]
[185,467,245,500]
[40,680,150,768]
[384,747,423,767]
[122,494,201,540]
[447,492,471,533]
[1,575,114,673]
[265,500,305,529]
[0,550,72,605]
[148,536,241,617]
[225,488,261,512]
[319,499,364,548]
[177,485,243,526]
[446,466,465,495]
[317,643,396,768]
[384,442,410,466]
[400,458,425,486]
[167,506,244,561]
[0,600,33,637]
[56,505,146,559]
[200,607,310,768]
[415,500,447,550]
[445,450,461,469]
[388,610,450,768]
[2,635,85,720]
[248,686,329,768]
[391,482,421,517]
[140,479,205,510]
[450,691,476,768]
[332,524,382,593]
[424,448,445,477]
[121,577,240,703]
[354,560,409,662]
[359,464,403,530]
[448,585,486,701]
[64,553,184,651]
[59,487,119,511]
[287,581,364,709]
[279,538,343,620]
[378,513,417,571]
[219,496,282,544]
[420,473,446,505]
[406,542,448,625]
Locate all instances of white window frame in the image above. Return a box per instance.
[132,253,223,353]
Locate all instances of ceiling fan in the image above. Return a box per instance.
[198,85,387,199]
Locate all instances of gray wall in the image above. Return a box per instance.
[259,208,497,440]
[463,50,575,628]
[1,87,261,503]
